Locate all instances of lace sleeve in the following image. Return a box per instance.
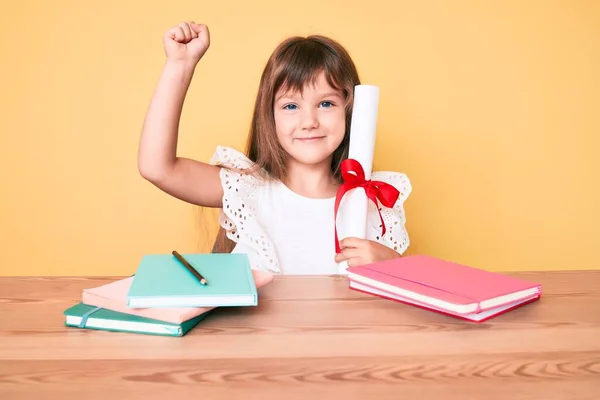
[209,146,281,274]
[367,171,412,255]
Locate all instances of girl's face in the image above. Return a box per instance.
[273,72,346,170]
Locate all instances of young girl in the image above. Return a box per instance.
[138,21,412,275]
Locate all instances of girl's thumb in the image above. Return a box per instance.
[190,22,204,33]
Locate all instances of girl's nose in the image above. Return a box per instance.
[300,109,319,130]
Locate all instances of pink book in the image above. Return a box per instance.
[82,270,274,324]
[346,255,542,322]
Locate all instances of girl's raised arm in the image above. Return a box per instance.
[138,22,223,208]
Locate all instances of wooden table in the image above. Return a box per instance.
[1,272,599,400]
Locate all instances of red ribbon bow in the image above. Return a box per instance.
[334,159,400,253]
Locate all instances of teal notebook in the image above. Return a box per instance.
[127,253,257,308]
[64,303,210,337]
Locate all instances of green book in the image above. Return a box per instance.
[127,253,258,308]
[63,303,210,337]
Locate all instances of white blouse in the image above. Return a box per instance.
[210,146,412,275]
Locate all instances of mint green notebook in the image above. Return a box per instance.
[64,303,209,337]
[127,253,257,308]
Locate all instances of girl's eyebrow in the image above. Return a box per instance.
[275,91,342,102]
[275,92,297,102]
[319,91,343,99]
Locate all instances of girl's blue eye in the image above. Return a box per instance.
[283,104,297,110]
[320,101,333,108]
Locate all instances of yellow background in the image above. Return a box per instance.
[1,0,598,276]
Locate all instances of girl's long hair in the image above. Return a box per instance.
[212,35,361,253]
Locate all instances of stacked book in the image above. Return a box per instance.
[346,255,542,322]
[63,252,273,336]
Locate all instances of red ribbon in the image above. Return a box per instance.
[334,159,400,253]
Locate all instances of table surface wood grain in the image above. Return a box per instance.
[1,271,599,400]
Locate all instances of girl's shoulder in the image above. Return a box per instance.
[209,144,270,210]
[209,145,272,194]
[210,145,256,170]
[370,170,412,202]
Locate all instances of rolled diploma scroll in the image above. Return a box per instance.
[336,85,380,274]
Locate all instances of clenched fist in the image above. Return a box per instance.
[163,21,210,64]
